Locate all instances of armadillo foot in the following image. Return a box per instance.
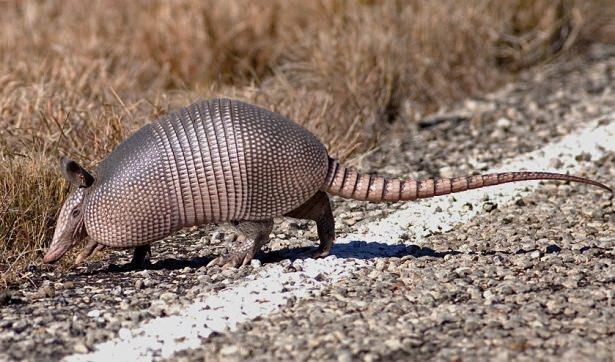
[207,250,254,268]
[74,240,105,266]
[285,191,335,260]
[295,245,332,261]
[310,246,332,258]
[207,220,273,269]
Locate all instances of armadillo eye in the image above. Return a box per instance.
[72,209,81,217]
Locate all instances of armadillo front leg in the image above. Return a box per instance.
[74,239,105,266]
[285,191,335,258]
[208,220,274,268]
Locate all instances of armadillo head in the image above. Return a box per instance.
[43,157,94,264]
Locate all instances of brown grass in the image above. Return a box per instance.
[0,0,612,286]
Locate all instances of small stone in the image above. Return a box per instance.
[143,278,155,287]
[384,338,403,350]
[250,259,262,268]
[32,285,55,299]
[546,300,563,314]
[439,166,455,178]
[12,320,27,333]
[211,231,224,241]
[496,117,511,128]
[149,300,169,316]
[343,218,357,226]
[87,310,101,318]
[118,327,132,340]
[197,275,210,284]
[337,350,353,362]
[119,301,130,311]
[221,268,236,278]
[483,202,497,212]
[364,353,377,362]
[454,267,471,277]
[291,259,304,271]
[530,250,541,259]
[575,152,591,162]
[134,280,144,289]
[160,292,177,302]
[220,345,239,355]
[549,158,563,169]
[62,281,75,289]
[483,290,499,305]
[279,259,292,268]
[74,343,89,353]
[368,270,380,279]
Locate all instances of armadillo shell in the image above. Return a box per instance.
[85,99,328,247]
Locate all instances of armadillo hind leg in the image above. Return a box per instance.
[208,220,274,268]
[285,191,336,258]
[129,245,152,269]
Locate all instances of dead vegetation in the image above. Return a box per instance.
[0,0,612,285]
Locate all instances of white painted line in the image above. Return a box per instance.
[65,113,614,361]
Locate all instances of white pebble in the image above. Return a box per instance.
[496,117,511,128]
[118,327,132,340]
[250,259,262,268]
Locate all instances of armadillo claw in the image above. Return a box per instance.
[74,242,104,266]
[296,247,331,261]
[207,253,253,268]
[73,254,86,267]
[311,247,331,259]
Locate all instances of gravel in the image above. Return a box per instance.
[186,180,613,360]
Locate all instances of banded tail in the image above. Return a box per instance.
[322,158,612,202]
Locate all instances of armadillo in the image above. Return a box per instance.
[43,98,612,267]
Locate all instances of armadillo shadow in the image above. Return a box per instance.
[86,240,563,275]
[84,255,215,274]
[261,240,461,263]
[83,241,460,275]
[81,240,566,275]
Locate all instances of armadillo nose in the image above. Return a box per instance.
[43,243,69,264]
[43,253,57,264]
[43,251,60,264]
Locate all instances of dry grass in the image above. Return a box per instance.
[0,0,612,285]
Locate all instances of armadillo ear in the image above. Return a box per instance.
[60,156,94,188]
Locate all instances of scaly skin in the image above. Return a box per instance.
[321,158,611,202]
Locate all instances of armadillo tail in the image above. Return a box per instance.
[322,158,612,203]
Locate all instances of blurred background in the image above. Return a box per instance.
[1,0,613,284]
